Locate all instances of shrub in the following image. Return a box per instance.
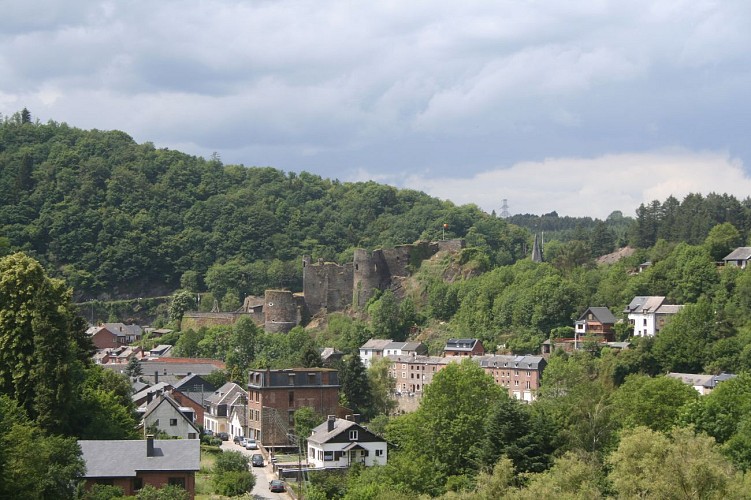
[84,484,124,499]
[213,470,256,496]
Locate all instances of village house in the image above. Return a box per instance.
[78,436,200,499]
[141,394,199,440]
[723,247,751,268]
[624,296,684,337]
[667,372,737,395]
[382,341,428,358]
[247,368,341,447]
[359,339,393,368]
[170,374,216,425]
[203,382,246,436]
[444,338,485,357]
[307,416,388,469]
[574,307,617,342]
[387,354,452,395]
[478,354,547,402]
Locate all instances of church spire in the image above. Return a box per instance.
[531,233,544,263]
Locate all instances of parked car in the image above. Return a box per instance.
[251,454,264,467]
[245,438,258,450]
[269,479,286,493]
[217,432,229,441]
[233,435,243,445]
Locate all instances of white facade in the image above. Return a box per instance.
[143,397,199,439]
[307,418,388,469]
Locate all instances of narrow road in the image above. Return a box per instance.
[220,441,291,499]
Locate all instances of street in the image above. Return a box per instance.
[220,441,291,499]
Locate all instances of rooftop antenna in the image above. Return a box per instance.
[500,199,510,218]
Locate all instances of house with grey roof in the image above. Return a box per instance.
[479,355,547,402]
[625,296,684,337]
[575,307,618,341]
[667,372,737,395]
[203,382,246,436]
[102,323,143,344]
[141,394,199,440]
[359,339,393,368]
[78,436,200,498]
[383,341,428,358]
[307,416,388,469]
[444,338,485,357]
[723,247,751,268]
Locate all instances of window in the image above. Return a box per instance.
[349,430,359,440]
[402,364,407,369]
[526,381,531,389]
[133,478,143,491]
[375,449,384,457]
[643,318,647,326]
[402,372,406,379]
[324,451,334,461]
[515,380,519,386]
[188,433,197,439]
[168,478,186,489]
[289,391,294,406]
[170,418,178,426]
[363,450,369,457]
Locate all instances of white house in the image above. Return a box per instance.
[359,339,393,368]
[203,382,246,435]
[723,247,751,269]
[382,341,428,358]
[667,372,737,395]
[307,416,388,469]
[142,394,199,439]
[624,296,683,337]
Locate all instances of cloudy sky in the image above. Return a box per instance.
[2,1,750,218]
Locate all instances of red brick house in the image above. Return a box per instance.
[444,338,485,357]
[78,437,200,498]
[247,368,341,447]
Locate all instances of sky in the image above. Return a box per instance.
[1,1,750,219]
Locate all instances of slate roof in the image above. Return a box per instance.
[142,394,200,433]
[667,372,737,389]
[103,323,143,338]
[723,247,751,261]
[79,439,200,477]
[205,382,246,406]
[578,307,617,324]
[360,339,393,351]
[624,296,666,314]
[478,354,546,370]
[132,382,171,403]
[445,338,480,351]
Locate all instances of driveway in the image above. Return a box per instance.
[220,441,291,499]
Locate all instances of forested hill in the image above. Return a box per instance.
[0,117,533,300]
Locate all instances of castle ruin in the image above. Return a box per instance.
[183,239,465,333]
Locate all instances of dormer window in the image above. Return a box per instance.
[349,430,358,440]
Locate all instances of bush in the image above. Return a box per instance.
[213,470,256,496]
[84,484,124,499]
[136,484,189,500]
[214,450,250,473]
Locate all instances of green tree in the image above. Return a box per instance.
[125,356,143,378]
[169,290,196,329]
[653,300,716,373]
[368,290,404,341]
[392,359,503,476]
[136,484,190,500]
[610,374,698,433]
[0,395,85,499]
[607,426,736,500]
[368,357,396,417]
[226,316,259,376]
[294,406,325,446]
[704,222,742,262]
[212,450,255,496]
[0,253,90,433]
[340,354,373,418]
[477,394,555,474]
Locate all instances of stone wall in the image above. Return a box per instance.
[302,256,354,317]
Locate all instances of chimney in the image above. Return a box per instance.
[353,413,361,424]
[154,371,159,384]
[146,435,155,457]
[146,391,152,404]
[345,414,353,421]
[327,415,336,432]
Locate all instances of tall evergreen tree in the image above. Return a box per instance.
[0,252,91,433]
[340,354,372,418]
